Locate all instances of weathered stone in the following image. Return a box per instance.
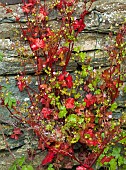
[0,134,25,150]
[0,1,126,168]
[0,0,125,40]
[0,0,22,5]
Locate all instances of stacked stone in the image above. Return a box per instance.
[0,0,126,169]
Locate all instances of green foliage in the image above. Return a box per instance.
[123,85,126,93]
[96,144,126,170]
[0,52,4,61]
[58,105,68,118]
[109,158,117,170]
[21,165,34,170]
[9,156,34,170]
[0,0,126,170]
[47,164,55,170]
[2,85,16,108]
[79,52,86,62]
[110,102,118,111]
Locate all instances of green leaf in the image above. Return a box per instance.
[74,93,81,99]
[104,146,109,154]
[4,96,9,105]
[118,156,124,166]
[78,117,84,124]
[95,89,101,95]
[81,66,88,77]
[79,52,86,62]
[21,165,34,170]
[112,147,121,159]
[8,99,12,108]
[109,158,117,170]
[101,132,105,138]
[9,164,17,170]
[88,66,93,71]
[26,165,34,170]
[110,102,118,111]
[88,83,94,91]
[71,133,80,143]
[66,114,77,124]
[0,52,4,61]
[48,164,55,170]
[73,47,80,53]
[63,42,69,47]
[16,156,25,167]
[123,85,126,93]
[21,165,28,170]
[119,138,126,144]
[59,106,67,118]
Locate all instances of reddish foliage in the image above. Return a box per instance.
[58,72,73,88]
[73,19,86,33]
[10,128,22,140]
[42,151,55,165]
[0,1,125,170]
[76,166,87,170]
[65,98,75,109]
[101,156,114,164]
[84,94,96,107]
[41,107,52,119]
[17,76,26,91]
[29,38,45,51]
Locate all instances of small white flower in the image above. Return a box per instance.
[30,106,34,109]
[35,81,38,85]
[108,115,112,119]
[24,98,30,102]
[103,93,106,98]
[93,69,96,73]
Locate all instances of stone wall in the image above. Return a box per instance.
[0,0,126,169]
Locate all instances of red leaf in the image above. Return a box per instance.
[76,166,93,170]
[28,0,37,5]
[10,134,19,140]
[30,38,45,51]
[76,166,87,170]
[116,33,123,45]
[84,94,96,107]
[38,58,43,72]
[13,128,22,135]
[58,72,67,81]
[65,98,75,109]
[39,6,48,21]
[65,74,73,88]
[17,76,26,92]
[41,107,52,119]
[101,156,114,164]
[73,19,86,32]
[42,151,55,165]
[17,81,25,91]
[10,128,22,140]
